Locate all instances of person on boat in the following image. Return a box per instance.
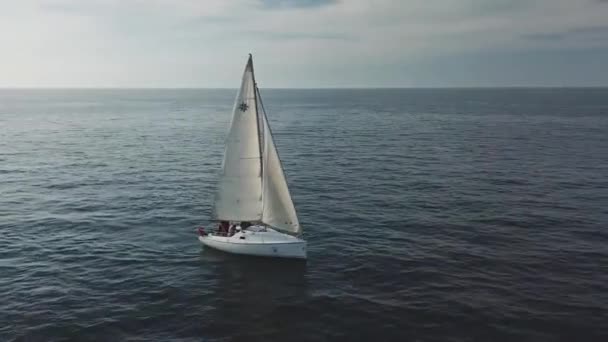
[218,221,229,236]
[228,224,236,237]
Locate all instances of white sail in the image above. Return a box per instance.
[259,90,301,234]
[213,56,263,221]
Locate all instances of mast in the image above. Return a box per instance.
[248,53,264,182]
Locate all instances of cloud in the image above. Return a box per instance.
[0,0,607,87]
[259,0,337,9]
[247,31,356,41]
[524,26,608,42]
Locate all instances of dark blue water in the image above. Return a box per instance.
[1,88,607,341]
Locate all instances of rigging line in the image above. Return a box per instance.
[248,54,264,180]
[248,54,265,218]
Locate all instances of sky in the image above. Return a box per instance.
[1,0,608,88]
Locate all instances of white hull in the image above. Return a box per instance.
[199,227,306,259]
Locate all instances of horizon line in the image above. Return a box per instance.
[1,86,608,90]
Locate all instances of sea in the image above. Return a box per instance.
[1,88,607,341]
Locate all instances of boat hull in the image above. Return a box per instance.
[198,228,307,259]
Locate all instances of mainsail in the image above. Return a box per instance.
[213,56,263,221]
[213,54,301,234]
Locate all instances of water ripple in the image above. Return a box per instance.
[1,89,607,341]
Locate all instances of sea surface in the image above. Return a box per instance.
[1,88,607,341]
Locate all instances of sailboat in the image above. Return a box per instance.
[197,54,306,259]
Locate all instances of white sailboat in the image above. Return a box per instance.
[197,54,306,259]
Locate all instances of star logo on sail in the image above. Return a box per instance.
[239,102,249,112]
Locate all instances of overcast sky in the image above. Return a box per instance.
[1,0,608,87]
